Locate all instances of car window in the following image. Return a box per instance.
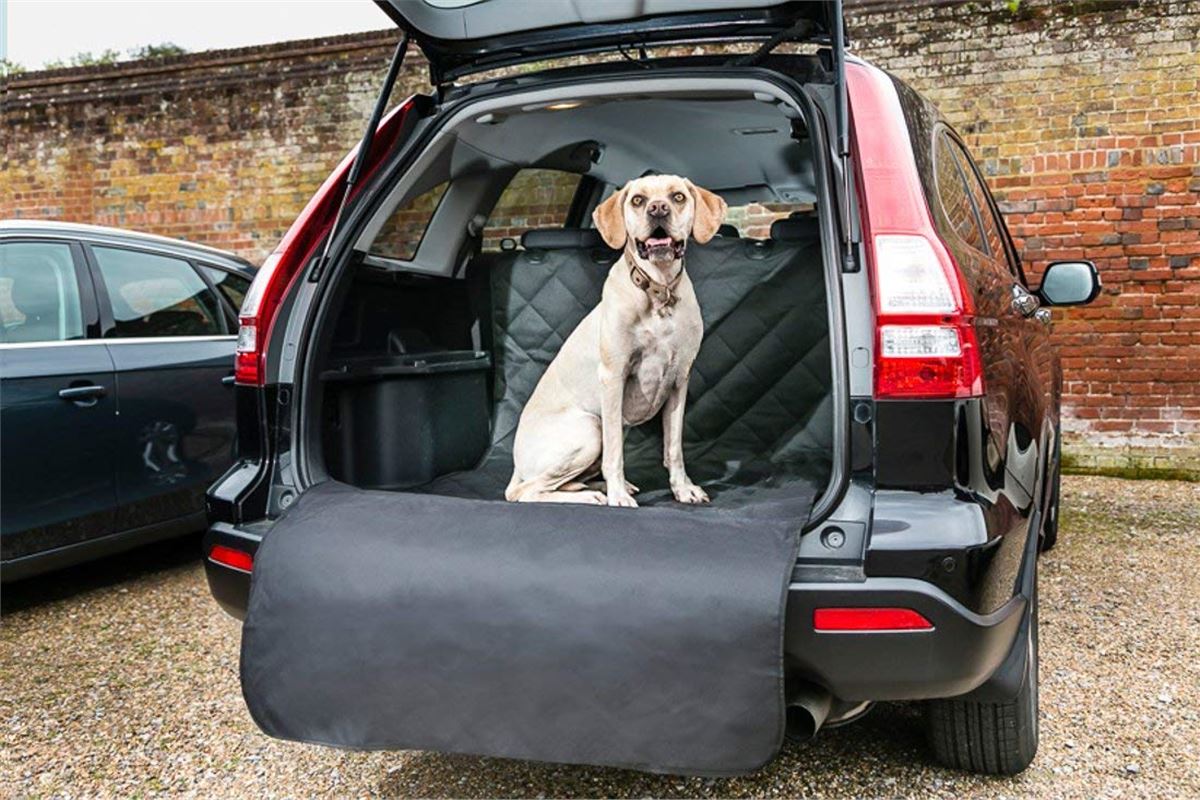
[725,200,815,239]
[0,241,86,344]
[934,133,987,255]
[92,246,225,338]
[199,265,252,314]
[948,139,1017,273]
[369,182,450,261]
[482,169,583,250]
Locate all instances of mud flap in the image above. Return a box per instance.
[240,481,801,775]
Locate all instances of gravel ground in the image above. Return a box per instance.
[3,475,1198,799]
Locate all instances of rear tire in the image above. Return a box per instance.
[926,585,1039,775]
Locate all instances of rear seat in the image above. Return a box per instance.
[472,224,826,453]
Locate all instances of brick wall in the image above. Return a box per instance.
[2,1,1197,477]
[848,0,1200,477]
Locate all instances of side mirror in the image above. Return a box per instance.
[1038,260,1101,306]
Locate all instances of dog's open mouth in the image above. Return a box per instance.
[635,226,686,261]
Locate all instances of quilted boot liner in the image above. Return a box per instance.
[419,236,833,508]
[241,480,801,775]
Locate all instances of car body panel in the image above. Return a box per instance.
[104,337,238,531]
[0,341,119,562]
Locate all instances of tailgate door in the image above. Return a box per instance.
[375,0,838,82]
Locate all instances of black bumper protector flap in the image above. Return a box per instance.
[241,481,801,775]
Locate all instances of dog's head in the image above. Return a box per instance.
[592,175,727,263]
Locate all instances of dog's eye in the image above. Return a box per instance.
[630,195,645,207]
[672,192,686,203]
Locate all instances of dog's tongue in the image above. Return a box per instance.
[645,237,673,248]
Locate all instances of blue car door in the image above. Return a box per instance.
[85,243,238,532]
[0,238,118,568]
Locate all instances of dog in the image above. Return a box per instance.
[505,174,727,507]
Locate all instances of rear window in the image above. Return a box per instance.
[482,169,581,251]
[934,133,987,255]
[724,200,814,239]
[369,182,449,261]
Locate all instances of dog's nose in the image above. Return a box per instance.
[646,200,670,219]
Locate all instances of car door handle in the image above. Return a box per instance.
[1034,308,1052,326]
[221,375,236,387]
[58,384,107,406]
[1011,286,1040,317]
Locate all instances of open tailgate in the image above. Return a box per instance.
[374,0,838,82]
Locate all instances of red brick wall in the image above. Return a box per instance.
[2,2,1197,476]
[849,0,1200,476]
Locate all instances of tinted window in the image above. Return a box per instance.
[483,170,582,250]
[949,139,1011,269]
[934,133,986,255]
[725,201,815,239]
[200,265,252,313]
[0,241,85,344]
[92,247,224,338]
[369,182,449,261]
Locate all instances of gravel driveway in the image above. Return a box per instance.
[3,475,1198,798]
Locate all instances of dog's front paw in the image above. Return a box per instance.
[607,490,639,508]
[672,483,710,504]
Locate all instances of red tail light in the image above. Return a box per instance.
[813,607,933,632]
[209,544,254,573]
[234,98,417,386]
[847,64,984,400]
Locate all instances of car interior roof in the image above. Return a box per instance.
[355,87,815,276]
[453,95,812,196]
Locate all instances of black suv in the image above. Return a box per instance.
[203,1,1100,777]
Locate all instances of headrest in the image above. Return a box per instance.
[769,214,820,242]
[521,228,606,250]
[716,224,740,238]
[9,261,61,316]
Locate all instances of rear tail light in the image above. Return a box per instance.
[209,544,254,573]
[870,234,983,399]
[813,607,933,632]
[846,64,984,401]
[234,98,416,386]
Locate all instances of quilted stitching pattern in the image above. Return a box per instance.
[419,237,831,503]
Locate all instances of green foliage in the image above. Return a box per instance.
[0,58,26,79]
[1006,0,1022,11]
[128,43,188,60]
[44,48,122,69]
[38,42,189,71]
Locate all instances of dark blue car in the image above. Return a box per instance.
[0,220,255,580]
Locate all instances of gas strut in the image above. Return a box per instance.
[831,0,858,273]
[310,32,410,283]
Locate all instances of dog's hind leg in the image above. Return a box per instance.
[507,479,606,504]
[506,410,605,504]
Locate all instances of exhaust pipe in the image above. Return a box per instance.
[785,682,833,742]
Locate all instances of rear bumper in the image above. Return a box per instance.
[784,576,1026,701]
[204,520,1027,703]
[202,521,261,620]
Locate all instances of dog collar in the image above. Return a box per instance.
[629,262,683,313]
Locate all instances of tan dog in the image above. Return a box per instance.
[505,175,727,506]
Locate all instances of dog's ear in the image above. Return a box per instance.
[592,185,628,250]
[685,179,727,244]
